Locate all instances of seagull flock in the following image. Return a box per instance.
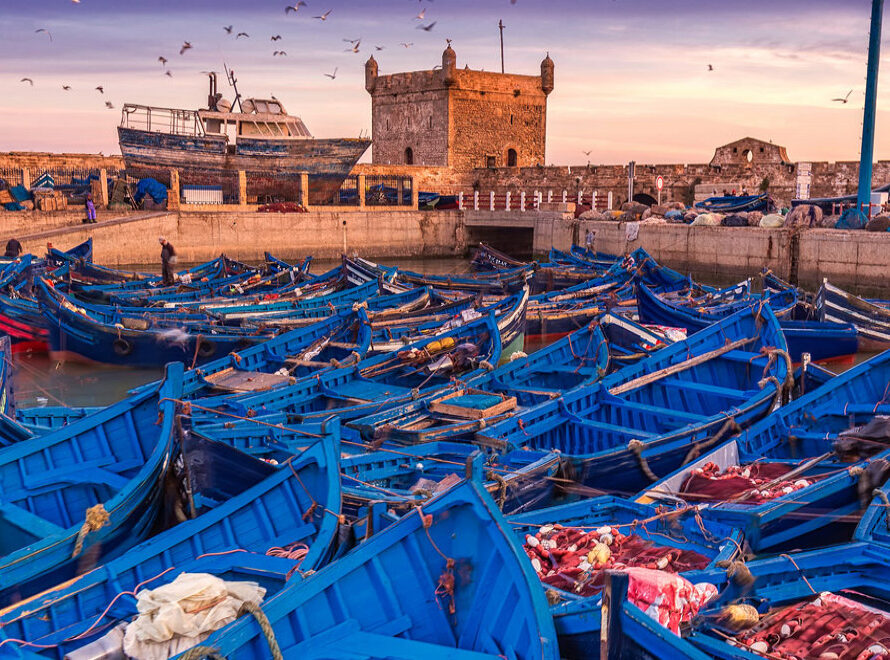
[19,0,453,113]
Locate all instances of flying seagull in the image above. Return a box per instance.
[346,40,361,53]
[273,50,287,56]
[375,45,385,50]
[415,8,426,19]
[236,32,249,38]
[105,101,114,109]
[832,89,853,104]
[313,9,332,20]
[285,1,307,12]
[582,150,592,156]
[417,21,437,32]
[707,64,714,71]
[271,34,282,40]
[180,41,192,55]
[400,42,413,48]
[62,84,71,90]
[223,25,233,34]
[165,70,173,77]
[20,78,34,86]
[324,67,338,79]
[35,28,53,41]
[95,85,104,93]
[158,56,168,66]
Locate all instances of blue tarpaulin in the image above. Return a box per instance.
[134,178,168,204]
[836,208,867,230]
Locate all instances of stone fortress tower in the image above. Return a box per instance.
[365,45,554,170]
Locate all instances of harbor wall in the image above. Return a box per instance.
[16,208,466,266]
[7,204,890,297]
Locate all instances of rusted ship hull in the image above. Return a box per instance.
[118,127,370,205]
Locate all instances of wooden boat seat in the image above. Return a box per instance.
[570,418,658,440]
[658,377,751,401]
[203,367,295,393]
[0,502,66,541]
[607,399,707,425]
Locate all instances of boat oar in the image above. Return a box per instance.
[608,335,757,396]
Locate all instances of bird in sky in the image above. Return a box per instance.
[324,67,338,79]
[223,25,233,34]
[20,78,34,86]
[158,56,168,66]
[707,64,714,71]
[375,45,385,50]
[95,85,104,93]
[180,41,192,55]
[345,40,361,53]
[35,28,53,41]
[62,85,71,90]
[236,32,249,38]
[417,21,437,32]
[105,101,114,109]
[400,42,413,48]
[165,70,173,77]
[285,1,307,13]
[273,50,287,56]
[271,35,282,41]
[832,89,853,104]
[415,8,426,19]
[582,150,592,156]
[314,9,332,20]
[71,0,81,3]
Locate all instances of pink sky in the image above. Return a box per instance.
[0,0,887,166]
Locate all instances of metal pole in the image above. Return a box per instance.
[627,161,635,206]
[857,0,885,220]
[498,20,505,74]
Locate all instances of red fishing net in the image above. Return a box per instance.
[732,591,890,659]
[680,461,820,505]
[522,523,710,597]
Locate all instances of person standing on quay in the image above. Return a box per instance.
[159,236,177,285]
[84,193,97,224]
[4,238,22,258]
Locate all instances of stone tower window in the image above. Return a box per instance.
[510,114,514,125]
[507,149,518,167]
[429,117,432,129]
[405,147,414,165]
[486,155,496,168]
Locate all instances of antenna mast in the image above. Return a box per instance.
[224,63,243,112]
[498,20,505,74]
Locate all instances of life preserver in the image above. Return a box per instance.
[197,339,216,358]
[113,338,134,356]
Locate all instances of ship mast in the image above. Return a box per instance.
[224,63,243,113]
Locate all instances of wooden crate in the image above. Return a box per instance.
[427,388,517,420]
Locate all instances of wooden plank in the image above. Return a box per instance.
[203,369,295,392]
[608,336,756,396]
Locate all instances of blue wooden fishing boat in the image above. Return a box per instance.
[637,280,858,363]
[45,238,94,267]
[817,278,890,350]
[508,497,741,659]
[599,312,684,367]
[341,442,564,517]
[695,192,771,213]
[477,305,790,495]
[0,363,181,607]
[178,479,559,660]
[187,298,518,426]
[37,279,277,367]
[0,426,340,659]
[352,319,608,446]
[677,543,890,659]
[637,348,890,551]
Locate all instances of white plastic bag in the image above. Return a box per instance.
[122,573,265,660]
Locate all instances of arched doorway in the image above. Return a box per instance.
[507,148,517,167]
[404,147,414,165]
[632,192,657,206]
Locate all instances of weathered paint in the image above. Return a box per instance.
[118,127,370,204]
